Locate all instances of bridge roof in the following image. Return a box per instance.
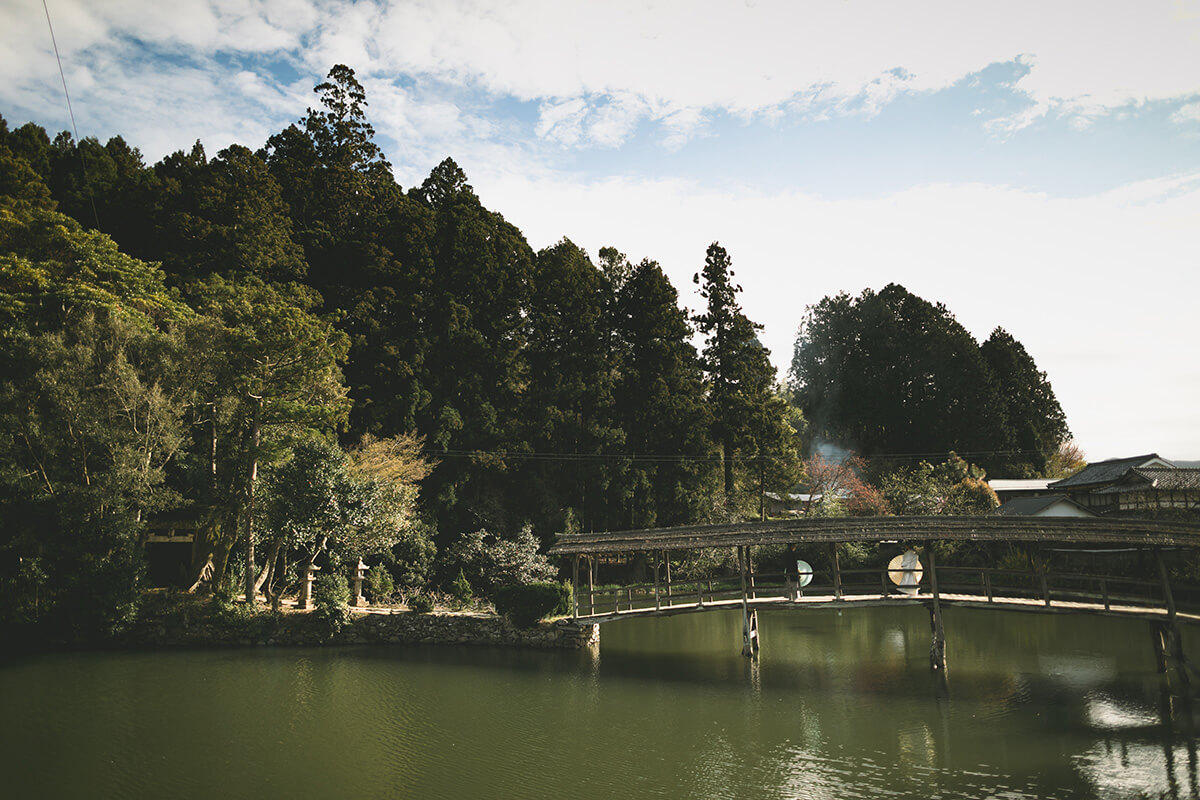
[547,516,1200,555]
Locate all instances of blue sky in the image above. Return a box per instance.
[3,0,1199,461]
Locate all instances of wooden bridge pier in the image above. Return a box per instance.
[1152,547,1198,692]
[926,542,947,673]
[739,545,760,657]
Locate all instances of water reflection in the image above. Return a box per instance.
[0,608,1196,799]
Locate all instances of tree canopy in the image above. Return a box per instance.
[0,64,1080,637]
[789,284,1064,477]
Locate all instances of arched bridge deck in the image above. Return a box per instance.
[549,516,1200,682]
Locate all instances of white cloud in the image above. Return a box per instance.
[349,0,1200,134]
[1,0,1196,461]
[1173,102,1200,124]
[5,0,1199,160]
[535,98,589,146]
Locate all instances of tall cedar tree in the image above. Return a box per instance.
[520,239,622,537]
[693,243,794,513]
[409,157,535,539]
[259,67,435,442]
[260,64,401,310]
[609,251,717,529]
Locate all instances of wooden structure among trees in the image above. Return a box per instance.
[550,516,1200,683]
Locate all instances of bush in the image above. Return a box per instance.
[408,593,434,613]
[364,564,394,603]
[443,525,556,596]
[449,569,473,609]
[313,573,350,637]
[493,582,571,627]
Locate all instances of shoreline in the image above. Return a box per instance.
[2,596,601,656]
[118,603,601,651]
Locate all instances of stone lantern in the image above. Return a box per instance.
[296,563,320,609]
[351,558,368,607]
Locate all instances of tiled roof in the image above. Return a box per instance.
[995,495,1093,516]
[1049,454,1167,489]
[1093,467,1200,494]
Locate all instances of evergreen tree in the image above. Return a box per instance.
[408,157,535,538]
[612,255,717,528]
[980,327,1069,476]
[520,239,622,536]
[693,242,792,514]
[790,284,1009,470]
[260,63,399,309]
[150,144,306,284]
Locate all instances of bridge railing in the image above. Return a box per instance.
[935,566,1165,610]
[575,563,1180,618]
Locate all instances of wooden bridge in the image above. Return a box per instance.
[548,516,1200,685]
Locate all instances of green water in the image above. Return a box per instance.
[2,607,1197,799]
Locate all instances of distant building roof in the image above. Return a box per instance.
[1093,467,1200,495]
[1049,454,1173,490]
[995,495,1095,517]
[989,479,1053,493]
[764,492,820,503]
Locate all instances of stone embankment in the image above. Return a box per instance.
[122,606,600,650]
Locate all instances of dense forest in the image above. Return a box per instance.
[0,66,1071,638]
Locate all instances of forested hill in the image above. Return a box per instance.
[0,65,1075,638]
[0,65,798,548]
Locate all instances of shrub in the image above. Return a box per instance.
[408,593,434,613]
[364,564,394,603]
[313,573,350,637]
[443,525,556,596]
[493,582,571,628]
[449,569,473,609]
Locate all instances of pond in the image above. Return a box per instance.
[1,606,1196,799]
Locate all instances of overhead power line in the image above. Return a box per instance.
[421,446,1061,465]
[42,0,100,229]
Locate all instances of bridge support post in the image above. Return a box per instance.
[587,556,595,616]
[572,555,580,620]
[739,545,759,657]
[664,550,672,607]
[829,543,843,599]
[926,542,947,674]
[1152,548,1196,689]
[653,550,661,611]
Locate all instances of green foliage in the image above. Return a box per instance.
[980,328,1069,477]
[674,547,735,581]
[364,564,394,602]
[444,525,557,597]
[942,477,1000,515]
[0,198,190,637]
[449,569,474,609]
[312,572,350,637]
[408,593,434,613]
[610,255,717,529]
[492,582,569,627]
[790,285,1020,473]
[694,243,797,511]
[880,455,996,516]
[390,519,437,589]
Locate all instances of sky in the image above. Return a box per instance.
[3,0,1199,462]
